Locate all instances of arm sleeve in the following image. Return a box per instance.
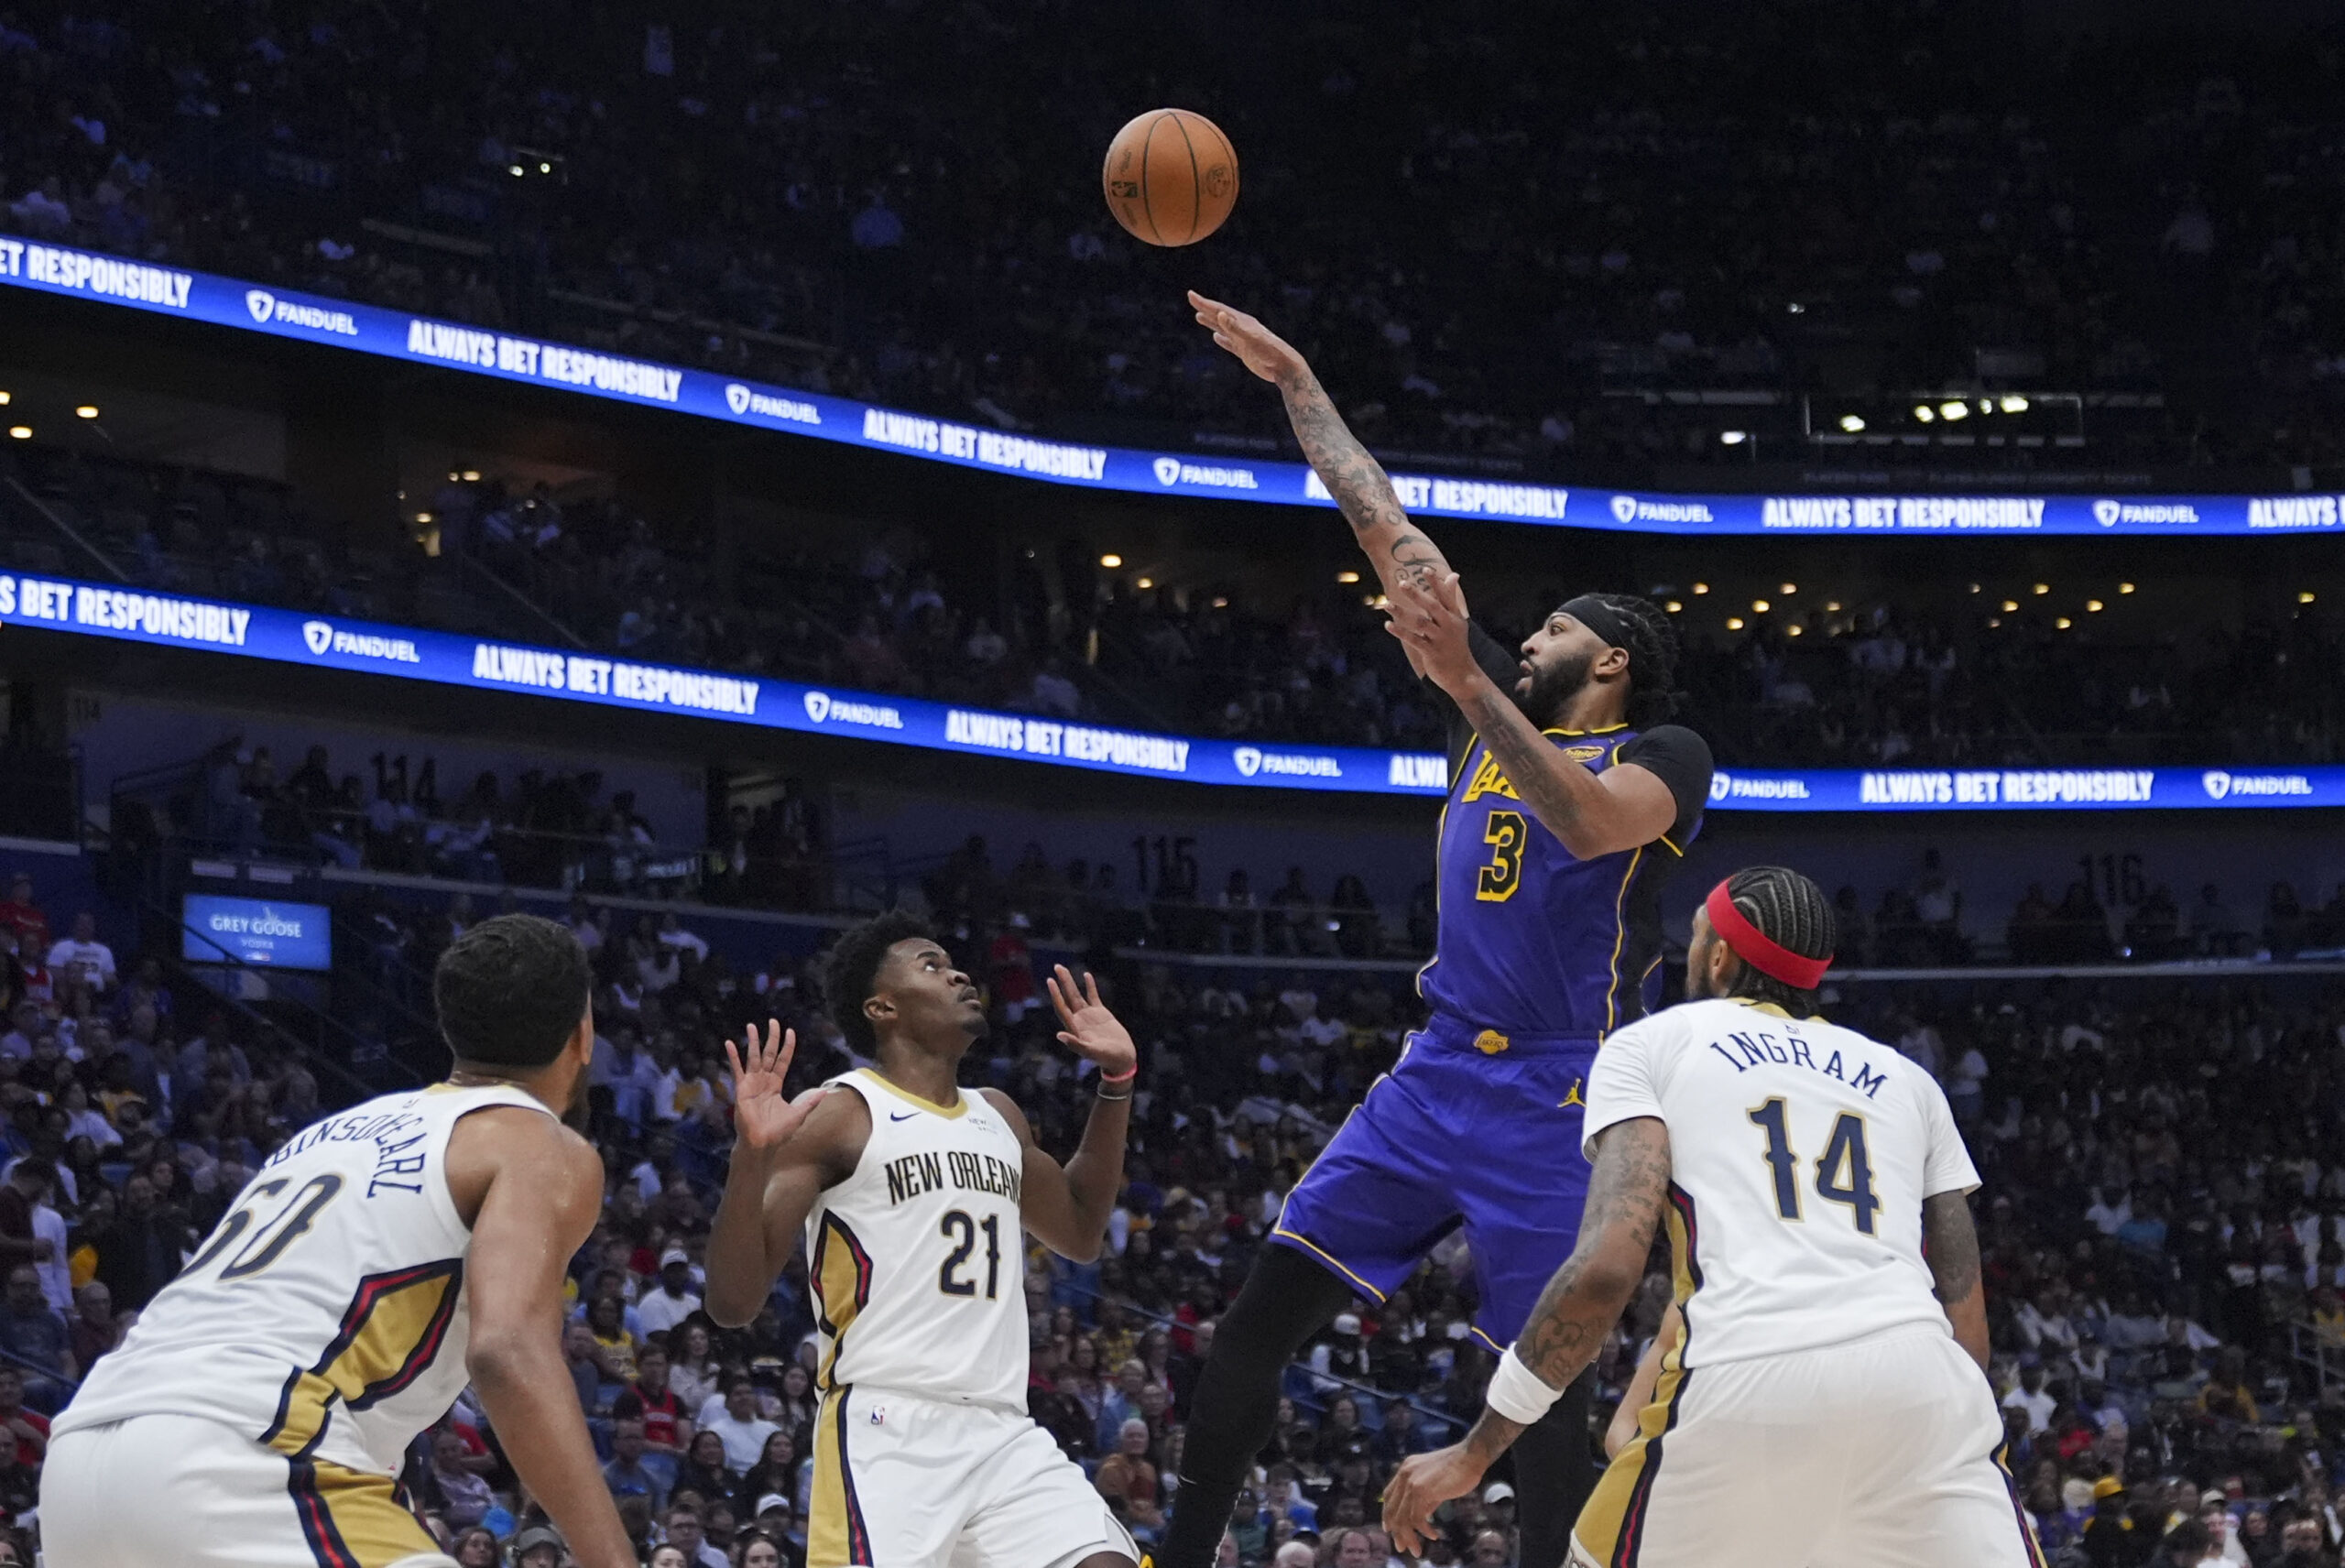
[1918,1075,1982,1198]
[1582,1016,1667,1160]
[1614,725,1715,840]
[1442,622,1525,768]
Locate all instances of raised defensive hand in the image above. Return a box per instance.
[1044,964,1137,1080]
[725,1019,825,1149]
[1188,290,1308,385]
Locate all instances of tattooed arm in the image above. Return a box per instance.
[1187,291,1452,597]
[1381,1118,1673,1551]
[1923,1190,1991,1373]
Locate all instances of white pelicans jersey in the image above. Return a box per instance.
[807,1070,1031,1410]
[54,1082,549,1475]
[1583,997,1980,1367]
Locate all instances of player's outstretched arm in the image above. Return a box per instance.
[1923,1190,1991,1373]
[1187,291,1454,600]
[987,964,1135,1263]
[1382,1116,1672,1553]
[704,1021,859,1327]
[453,1110,638,1568]
[1385,571,1681,859]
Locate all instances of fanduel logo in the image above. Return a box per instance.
[300,618,420,663]
[2203,770,2312,800]
[1153,457,1181,486]
[1610,495,1714,525]
[1152,459,1260,490]
[2095,499,2198,527]
[1710,772,1812,801]
[725,383,821,425]
[245,288,358,336]
[247,289,275,323]
[801,691,902,730]
[1232,747,1339,779]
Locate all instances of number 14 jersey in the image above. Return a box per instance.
[806,1071,1031,1411]
[1582,997,1980,1367]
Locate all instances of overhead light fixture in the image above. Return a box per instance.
[1787,302,1806,314]
[2086,599,2104,613]
[539,162,552,174]
[1136,577,1153,590]
[461,470,480,482]
[1211,595,1228,608]
[1726,616,1745,630]
[2033,583,2050,595]
[2056,616,2073,629]
[1099,554,1123,569]
[2001,600,2019,613]
[1664,600,1683,614]
[1692,583,1709,595]
[1939,401,1969,421]
[5,427,27,441]
[1719,430,1748,446]
[74,406,98,419]
[0,392,10,405]
[416,511,433,524]
[1786,624,1804,637]
[2300,591,2318,604]
[1825,600,1841,613]
[1838,414,1865,432]
[1969,583,1981,593]
[2000,395,2030,413]
[1751,599,1770,613]
[1988,617,2001,628]
[509,164,526,177]
[1914,405,1935,423]
[2119,582,2135,594]
[1779,582,1797,595]
[1336,571,1360,584]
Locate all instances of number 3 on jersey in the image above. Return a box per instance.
[1476,810,1526,901]
[1747,1098,1879,1233]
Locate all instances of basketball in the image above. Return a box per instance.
[1101,108,1239,246]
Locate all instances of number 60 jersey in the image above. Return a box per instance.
[804,1071,1032,1411]
[53,1082,551,1475]
[1582,997,1981,1367]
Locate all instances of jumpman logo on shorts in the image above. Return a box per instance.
[1558,1077,1586,1109]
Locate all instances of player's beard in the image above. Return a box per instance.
[1514,646,1596,727]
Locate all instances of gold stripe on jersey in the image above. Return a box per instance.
[855,1068,966,1119]
[262,1259,464,1458]
[810,1214,874,1390]
[807,1389,874,1568]
[288,1457,442,1568]
[1576,1185,1704,1568]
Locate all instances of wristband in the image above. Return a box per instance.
[1097,1064,1138,1085]
[1485,1344,1565,1425]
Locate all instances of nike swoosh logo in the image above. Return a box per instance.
[889,1111,919,1122]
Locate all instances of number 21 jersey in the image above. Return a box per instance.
[1582,997,1980,1367]
[806,1071,1031,1411]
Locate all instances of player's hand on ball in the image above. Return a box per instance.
[1383,570,1478,693]
[725,1019,825,1149]
[1045,964,1137,1079]
[1188,291,1308,385]
[1382,1443,1487,1556]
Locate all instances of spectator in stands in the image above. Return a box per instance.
[603,1415,671,1514]
[700,1377,780,1475]
[0,881,45,964]
[0,1266,73,1408]
[664,1504,727,1568]
[66,1281,118,1372]
[641,1247,704,1339]
[46,912,115,994]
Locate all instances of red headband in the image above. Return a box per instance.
[1705,880,1833,990]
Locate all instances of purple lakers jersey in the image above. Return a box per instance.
[1418,716,1711,1040]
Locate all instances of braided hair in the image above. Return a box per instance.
[1718,866,1838,1017]
[1580,592,1685,728]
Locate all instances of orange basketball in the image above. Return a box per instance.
[1102,109,1239,246]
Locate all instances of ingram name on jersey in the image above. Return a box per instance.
[1583,997,1980,1367]
[54,1083,551,1475]
[805,1071,1031,1411]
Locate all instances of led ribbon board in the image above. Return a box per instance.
[3,572,2335,808]
[1,235,2340,535]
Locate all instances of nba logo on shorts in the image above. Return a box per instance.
[867,1403,886,1426]
[1153,457,1182,486]
[245,289,276,323]
[1610,495,1639,524]
[2093,499,2121,528]
[725,383,752,415]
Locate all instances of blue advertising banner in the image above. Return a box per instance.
[1,234,2339,537]
[1,570,2335,810]
[181,893,334,969]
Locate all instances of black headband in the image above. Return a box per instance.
[1560,594,1633,654]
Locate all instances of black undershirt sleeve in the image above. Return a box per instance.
[1442,621,1524,772]
[1614,724,1715,843]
